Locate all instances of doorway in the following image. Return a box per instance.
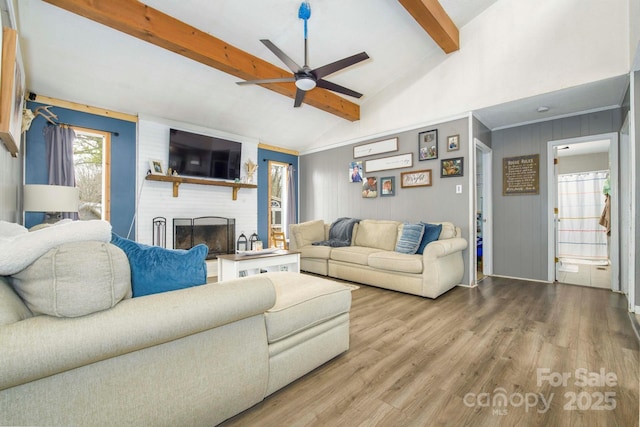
[268,160,288,247]
[547,133,619,290]
[475,139,493,282]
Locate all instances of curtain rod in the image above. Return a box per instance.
[46,121,120,137]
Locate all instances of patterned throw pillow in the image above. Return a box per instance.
[395,223,425,254]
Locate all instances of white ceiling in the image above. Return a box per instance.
[14,0,628,152]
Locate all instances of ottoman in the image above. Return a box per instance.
[261,272,352,395]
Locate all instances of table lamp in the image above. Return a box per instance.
[23,184,80,223]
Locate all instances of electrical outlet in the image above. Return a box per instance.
[456,184,462,194]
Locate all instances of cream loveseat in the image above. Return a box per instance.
[0,221,352,426]
[289,219,468,298]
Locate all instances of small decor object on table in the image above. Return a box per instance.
[441,157,464,177]
[237,232,248,252]
[447,134,460,151]
[249,232,259,250]
[418,129,438,161]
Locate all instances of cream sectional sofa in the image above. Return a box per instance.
[289,219,468,298]
[0,235,351,426]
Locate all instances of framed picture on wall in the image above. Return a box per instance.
[350,161,363,182]
[441,157,464,177]
[0,28,25,157]
[380,176,395,197]
[362,176,378,198]
[418,129,438,161]
[149,159,164,175]
[447,134,460,151]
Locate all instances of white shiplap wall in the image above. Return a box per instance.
[136,116,258,251]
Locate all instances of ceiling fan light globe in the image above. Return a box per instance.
[295,77,316,91]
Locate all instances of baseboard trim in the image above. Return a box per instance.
[489,274,553,284]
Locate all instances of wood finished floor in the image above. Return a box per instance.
[221,276,639,427]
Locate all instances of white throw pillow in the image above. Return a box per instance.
[10,241,132,317]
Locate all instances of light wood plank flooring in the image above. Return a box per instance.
[221,276,639,426]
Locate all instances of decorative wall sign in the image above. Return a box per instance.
[365,153,413,173]
[400,169,432,188]
[418,129,438,160]
[503,154,540,195]
[353,137,398,158]
[441,157,464,177]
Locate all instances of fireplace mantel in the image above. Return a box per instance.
[146,174,257,200]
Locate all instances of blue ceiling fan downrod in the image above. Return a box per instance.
[298,1,311,66]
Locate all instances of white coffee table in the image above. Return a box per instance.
[216,250,300,281]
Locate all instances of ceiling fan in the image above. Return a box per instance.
[236,1,369,108]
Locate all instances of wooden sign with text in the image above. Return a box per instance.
[503,154,539,195]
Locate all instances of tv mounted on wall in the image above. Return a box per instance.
[168,129,242,180]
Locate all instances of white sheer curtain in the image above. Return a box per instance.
[557,170,609,260]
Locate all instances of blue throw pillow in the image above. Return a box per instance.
[111,233,208,297]
[395,223,425,254]
[416,223,443,255]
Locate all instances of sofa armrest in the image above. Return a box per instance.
[0,276,276,391]
[423,237,468,258]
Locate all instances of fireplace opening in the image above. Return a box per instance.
[173,217,236,260]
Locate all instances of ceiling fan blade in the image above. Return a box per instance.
[312,52,369,80]
[260,39,302,73]
[236,77,295,85]
[293,88,307,107]
[316,79,363,99]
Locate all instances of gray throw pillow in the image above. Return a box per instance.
[10,241,132,317]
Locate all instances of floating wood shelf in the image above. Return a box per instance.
[145,174,257,200]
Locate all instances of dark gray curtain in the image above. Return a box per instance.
[44,125,78,220]
[286,164,296,238]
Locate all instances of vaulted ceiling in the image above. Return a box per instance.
[14,0,630,152]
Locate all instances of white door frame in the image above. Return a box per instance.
[546,132,619,291]
[475,139,493,278]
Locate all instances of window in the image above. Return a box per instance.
[73,127,111,221]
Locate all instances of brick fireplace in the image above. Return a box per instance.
[173,217,236,260]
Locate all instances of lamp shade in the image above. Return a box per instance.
[23,185,79,212]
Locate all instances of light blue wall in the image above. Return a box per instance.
[24,101,137,236]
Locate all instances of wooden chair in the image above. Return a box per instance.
[271,230,287,249]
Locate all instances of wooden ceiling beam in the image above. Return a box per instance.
[398,0,459,54]
[43,0,361,121]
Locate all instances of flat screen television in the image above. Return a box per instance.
[168,129,242,180]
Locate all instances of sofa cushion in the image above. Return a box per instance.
[353,220,400,251]
[330,246,382,266]
[395,223,425,254]
[292,220,326,247]
[263,272,351,343]
[299,244,332,259]
[416,223,443,255]
[10,241,131,317]
[0,276,32,325]
[368,251,423,274]
[111,233,207,297]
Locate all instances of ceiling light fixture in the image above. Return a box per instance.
[537,106,550,113]
[295,76,316,91]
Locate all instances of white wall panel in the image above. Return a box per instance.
[136,117,258,248]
